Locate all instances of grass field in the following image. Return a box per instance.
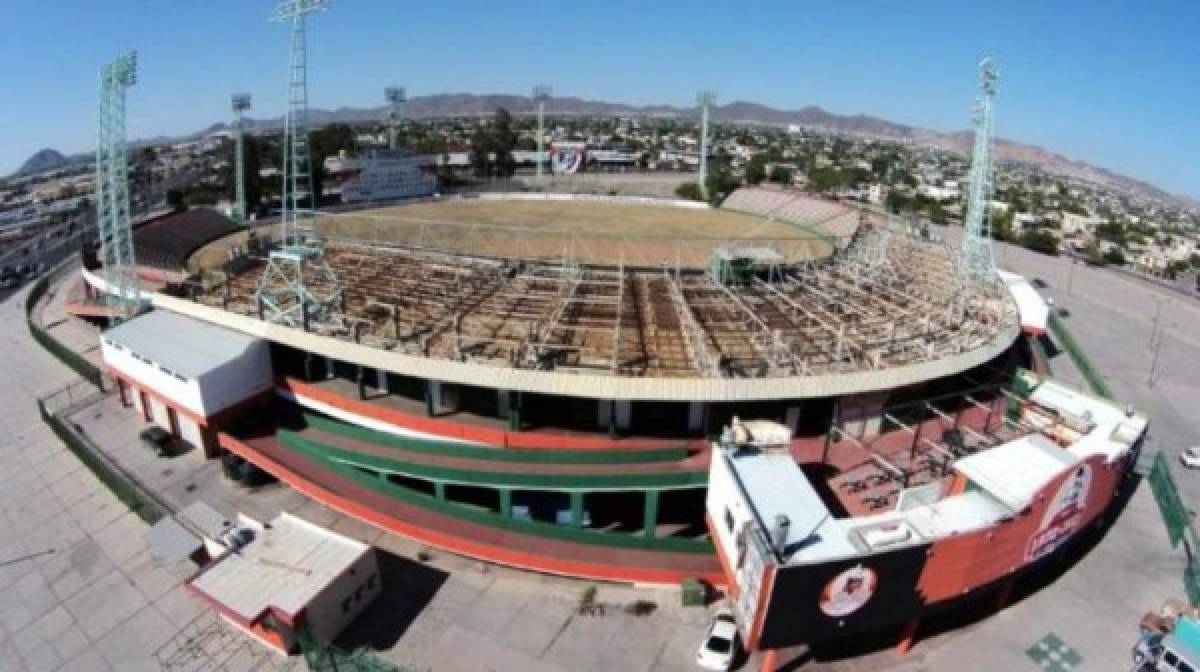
[190,198,839,271]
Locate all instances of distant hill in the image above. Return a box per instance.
[17,148,68,176]
[236,94,1184,205]
[10,94,1189,206]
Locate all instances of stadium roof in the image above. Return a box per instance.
[134,209,240,270]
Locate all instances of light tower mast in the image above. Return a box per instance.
[697,90,717,192]
[256,0,341,328]
[532,85,551,180]
[385,85,406,149]
[94,50,142,320]
[231,93,252,226]
[960,57,999,282]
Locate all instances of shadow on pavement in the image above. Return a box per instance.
[335,549,449,652]
[775,473,1145,669]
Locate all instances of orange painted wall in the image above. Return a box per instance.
[917,452,1124,602]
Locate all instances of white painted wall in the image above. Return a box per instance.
[179,415,203,449]
[194,339,273,414]
[304,551,382,645]
[149,397,171,430]
[103,339,206,417]
[102,333,271,419]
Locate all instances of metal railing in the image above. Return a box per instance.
[1047,313,1113,400]
[36,384,168,525]
[24,265,106,389]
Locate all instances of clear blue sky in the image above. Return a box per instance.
[1,1,1197,197]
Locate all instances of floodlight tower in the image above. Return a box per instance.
[385,85,406,149]
[960,57,999,282]
[231,93,252,226]
[256,0,341,328]
[532,85,551,179]
[94,50,142,320]
[696,90,717,191]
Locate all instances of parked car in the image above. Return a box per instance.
[696,608,738,671]
[138,426,175,457]
[1133,632,1164,668]
[1180,446,1200,470]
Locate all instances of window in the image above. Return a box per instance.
[341,596,352,613]
[724,508,735,534]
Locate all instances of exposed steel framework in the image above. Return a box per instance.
[94,50,142,320]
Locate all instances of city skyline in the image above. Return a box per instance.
[1,1,1197,198]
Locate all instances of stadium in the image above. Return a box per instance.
[84,186,1028,586]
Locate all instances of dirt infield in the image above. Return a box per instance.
[317,199,834,267]
[189,198,839,271]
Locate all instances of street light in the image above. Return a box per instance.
[533,85,551,180]
[697,90,717,190]
[385,85,406,149]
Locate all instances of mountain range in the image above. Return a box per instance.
[12,94,1189,208]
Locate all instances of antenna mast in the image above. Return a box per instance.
[256,0,341,327]
[960,57,999,281]
[95,50,142,321]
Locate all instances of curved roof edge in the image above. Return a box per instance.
[151,293,1020,402]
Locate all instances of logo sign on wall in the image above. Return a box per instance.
[1026,464,1093,563]
[819,565,878,618]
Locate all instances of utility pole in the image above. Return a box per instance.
[231,93,252,226]
[94,50,142,321]
[697,90,716,192]
[533,85,551,180]
[385,85,406,149]
[1148,325,1168,390]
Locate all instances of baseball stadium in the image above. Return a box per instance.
[80,185,1032,589]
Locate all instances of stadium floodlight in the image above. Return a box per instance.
[95,49,142,322]
[231,93,252,226]
[270,0,328,22]
[960,57,999,283]
[696,90,717,191]
[533,85,552,180]
[385,85,406,149]
[257,0,342,328]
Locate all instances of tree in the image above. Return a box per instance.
[166,188,186,212]
[1020,230,1060,256]
[307,123,356,207]
[675,182,705,202]
[991,208,1015,242]
[744,156,767,185]
[225,134,264,216]
[469,129,491,178]
[491,108,517,178]
[768,165,793,185]
[1103,246,1127,266]
[704,150,740,205]
[884,189,911,214]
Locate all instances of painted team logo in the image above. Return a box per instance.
[819,565,877,618]
[1026,464,1092,563]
